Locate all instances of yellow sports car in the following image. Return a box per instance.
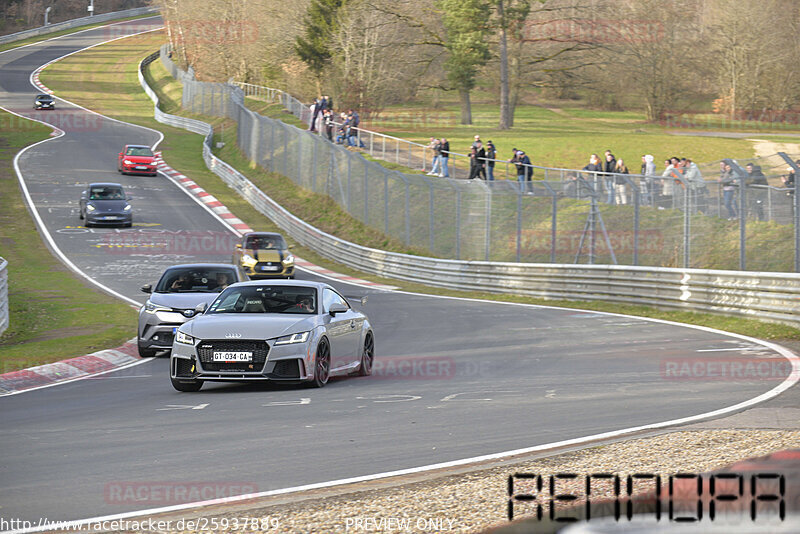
[234,232,295,279]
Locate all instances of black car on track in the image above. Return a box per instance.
[33,94,55,110]
[78,183,133,227]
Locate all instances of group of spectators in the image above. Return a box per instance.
[426,134,536,192]
[309,96,364,147]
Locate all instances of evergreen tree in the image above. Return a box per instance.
[295,0,348,87]
[438,0,491,125]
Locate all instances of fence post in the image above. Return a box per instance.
[485,187,492,261]
[516,189,522,262]
[456,188,461,260]
[345,149,350,212]
[429,178,435,253]
[683,179,690,268]
[778,152,800,272]
[365,165,370,224]
[404,178,411,246]
[384,171,389,235]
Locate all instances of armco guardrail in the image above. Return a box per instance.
[139,51,800,328]
[0,258,8,336]
[0,6,157,45]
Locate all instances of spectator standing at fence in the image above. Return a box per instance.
[427,137,440,175]
[468,145,481,179]
[323,109,334,142]
[582,154,603,195]
[683,157,707,213]
[603,151,617,204]
[427,138,441,175]
[614,159,629,205]
[476,141,487,180]
[485,140,496,181]
[660,158,677,206]
[782,165,796,196]
[719,162,737,219]
[745,162,768,221]
[472,134,481,149]
[440,138,450,177]
[310,97,322,132]
[641,154,656,205]
[511,150,524,191]
[519,151,533,192]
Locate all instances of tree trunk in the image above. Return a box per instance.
[498,0,510,130]
[459,88,472,125]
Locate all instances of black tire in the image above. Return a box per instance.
[171,375,203,392]
[137,340,157,358]
[124,222,133,228]
[358,332,374,376]
[78,210,84,220]
[310,338,330,388]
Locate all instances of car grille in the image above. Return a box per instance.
[271,359,301,379]
[174,358,194,378]
[254,262,283,273]
[197,339,269,372]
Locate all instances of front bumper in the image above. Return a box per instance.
[85,212,132,226]
[121,163,157,175]
[242,262,294,279]
[34,104,54,109]
[138,309,195,350]
[170,338,311,382]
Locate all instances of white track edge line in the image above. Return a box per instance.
[0,357,153,398]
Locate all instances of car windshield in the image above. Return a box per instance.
[207,286,317,314]
[125,147,154,157]
[88,186,125,200]
[155,268,238,293]
[244,235,287,250]
[36,95,52,101]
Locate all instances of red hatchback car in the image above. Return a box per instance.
[118,145,158,176]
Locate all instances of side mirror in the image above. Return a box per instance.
[288,245,294,249]
[140,284,152,294]
[126,195,133,201]
[118,152,123,156]
[329,303,348,316]
[235,243,242,249]
[195,302,208,314]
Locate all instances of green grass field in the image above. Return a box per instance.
[0,13,158,53]
[0,110,137,371]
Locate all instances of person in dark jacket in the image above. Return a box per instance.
[439,138,450,177]
[485,141,496,181]
[468,146,481,179]
[745,163,768,220]
[603,150,617,204]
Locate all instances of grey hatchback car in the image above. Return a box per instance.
[137,264,245,357]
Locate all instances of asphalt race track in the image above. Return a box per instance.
[0,18,794,527]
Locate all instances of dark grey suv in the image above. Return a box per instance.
[137,264,245,357]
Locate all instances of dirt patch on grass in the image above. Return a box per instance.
[21,325,111,344]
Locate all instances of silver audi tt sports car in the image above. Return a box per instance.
[169,280,374,391]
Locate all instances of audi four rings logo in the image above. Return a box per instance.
[225,333,242,339]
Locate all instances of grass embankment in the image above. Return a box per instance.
[0,13,158,53]
[39,31,800,343]
[0,111,137,371]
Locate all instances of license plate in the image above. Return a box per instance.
[136,165,148,170]
[213,351,252,362]
[260,265,280,271]
[103,216,119,220]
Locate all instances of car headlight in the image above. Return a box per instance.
[241,253,256,265]
[274,331,310,345]
[124,204,132,211]
[123,159,134,165]
[86,204,96,212]
[143,300,170,313]
[282,254,294,265]
[175,330,195,345]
